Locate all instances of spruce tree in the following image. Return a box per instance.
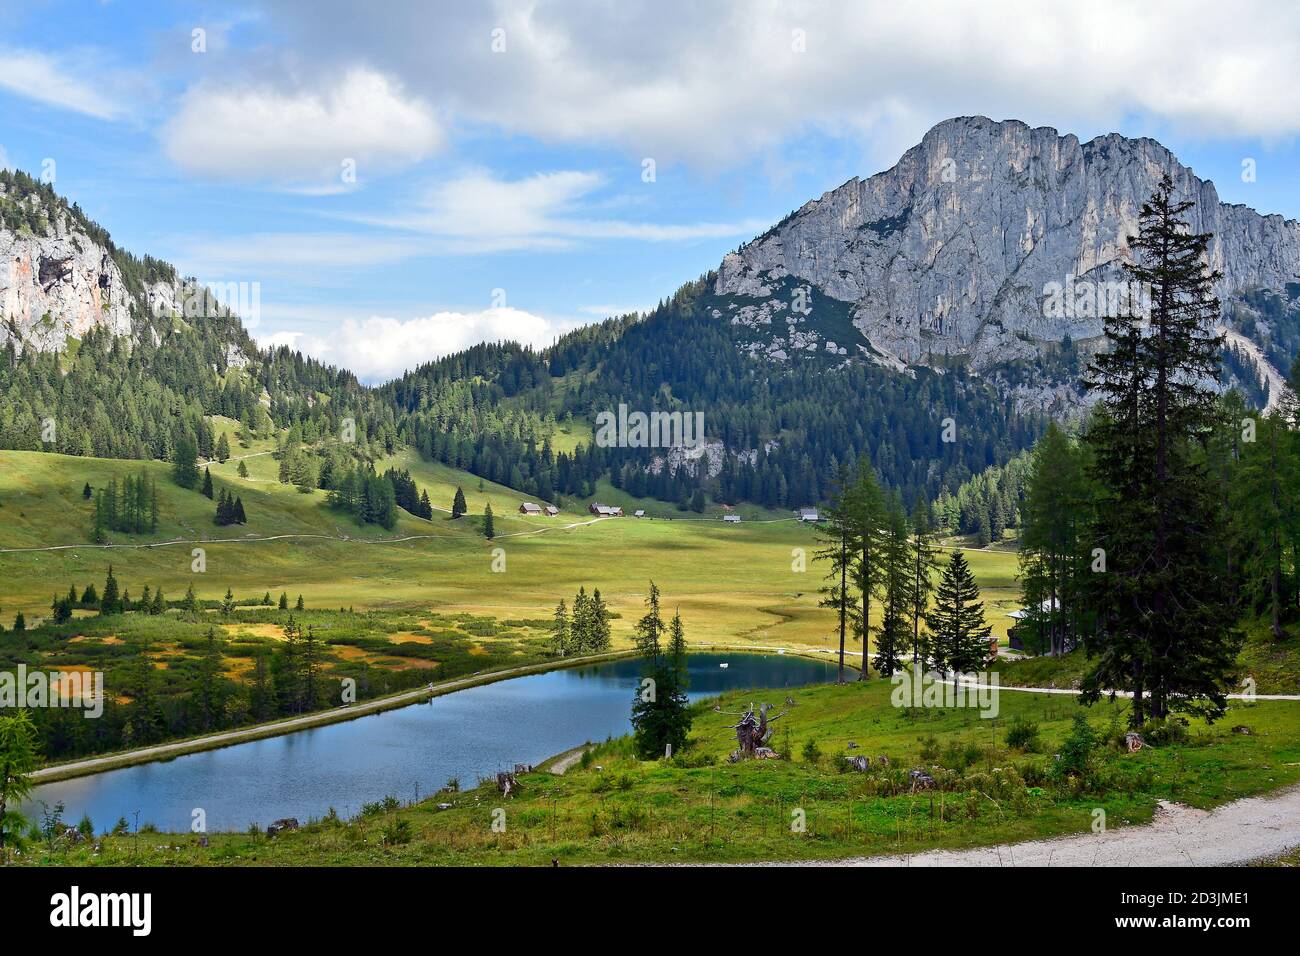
[279,591,289,610]
[1082,173,1240,723]
[172,433,199,489]
[1018,423,1091,656]
[908,492,942,665]
[630,583,691,759]
[552,599,570,657]
[816,465,862,683]
[927,550,992,674]
[845,459,886,679]
[590,588,612,651]
[571,586,591,653]
[202,467,214,500]
[195,628,225,731]
[483,501,495,539]
[452,486,467,519]
[873,497,911,677]
[99,565,121,616]
[1232,411,1297,640]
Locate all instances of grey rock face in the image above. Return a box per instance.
[716,116,1300,373]
[0,211,135,353]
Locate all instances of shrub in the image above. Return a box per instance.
[1053,714,1097,781]
[1141,719,1189,747]
[801,738,823,764]
[380,818,413,846]
[918,734,940,762]
[1005,715,1041,752]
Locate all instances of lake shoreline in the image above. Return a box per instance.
[31,644,832,785]
[31,649,637,784]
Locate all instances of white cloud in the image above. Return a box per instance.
[162,67,441,186]
[257,0,1300,166]
[0,48,125,120]
[256,307,580,382]
[364,169,768,251]
[171,231,428,280]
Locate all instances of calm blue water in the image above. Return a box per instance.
[28,653,834,833]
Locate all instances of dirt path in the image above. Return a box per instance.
[0,517,609,554]
[814,784,1300,866]
[548,745,595,775]
[944,675,1300,702]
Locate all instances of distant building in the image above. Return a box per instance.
[519,502,542,515]
[590,503,623,517]
[633,509,646,518]
[1008,598,1058,621]
[544,505,559,516]
[723,514,742,523]
[797,508,820,522]
[610,506,624,516]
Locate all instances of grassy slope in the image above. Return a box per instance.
[0,449,1023,653]
[999,617,1300,695]
[22,680,1300,866]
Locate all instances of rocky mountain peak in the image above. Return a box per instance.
[717,116,1300,387]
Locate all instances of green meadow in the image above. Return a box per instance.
[0,448,1024,654]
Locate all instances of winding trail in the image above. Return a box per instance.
[548,745,596,775]
[0,517,611,554]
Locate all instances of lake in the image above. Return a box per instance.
[28,652,835,833]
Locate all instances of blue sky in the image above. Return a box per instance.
[3,0,1300,381]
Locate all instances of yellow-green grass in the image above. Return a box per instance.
[20,681,1300,866]
[0,450,1020,656]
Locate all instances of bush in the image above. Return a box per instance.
[380,818,413,846]
[801,738,823,764]
[1141,719,1189,747]
[918,734,940,762]
[1005,715,1041,752]
[940,740,983,772]
[1053,714,1097,781]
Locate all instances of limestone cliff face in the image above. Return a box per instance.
[0,191,136,352]
[716,116,1300,374]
